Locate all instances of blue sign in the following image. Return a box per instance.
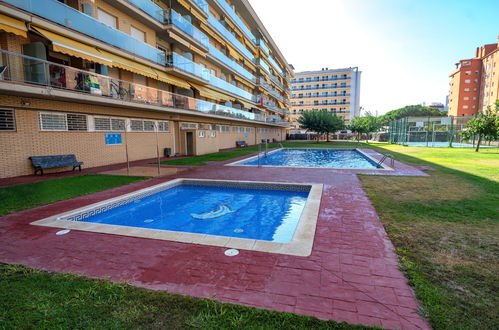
[105,133,122,145]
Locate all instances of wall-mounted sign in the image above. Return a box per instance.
[105,133,122,145]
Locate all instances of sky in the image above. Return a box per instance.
[249,0,499,114]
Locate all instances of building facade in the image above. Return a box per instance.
[289,67,361,133]
[0,0,292,178]
[448,37,499,116]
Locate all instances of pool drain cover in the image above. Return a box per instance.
[56,229,70,235]
[224,249,239,256]
[234,228,244,233]
[144,219,154,223]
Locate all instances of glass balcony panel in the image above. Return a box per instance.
[258,39,269,55]
[209,75,254,101]
[126,0,165,22]
[207,14,253,60]
[0,49,259,122]
[4,0,166,65]
[255,59,270,73]
[267,56,285,77]
[169,10,209,48]
[207,44,255,82]
[192,0,209,14]
[168,52,210,80]
[213,0,256,44]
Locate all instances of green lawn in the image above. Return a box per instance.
[0,264,366,329]
[0,175,148,216]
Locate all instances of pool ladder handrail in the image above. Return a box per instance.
[377,153,395,167]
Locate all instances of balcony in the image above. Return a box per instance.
[254,58,270,73]
[293,93,351,99]
[258,79,285,103]
[3,0,166,65]
[268,73,285,90]
[167,9,209,49]
[126,0,165,22]
[209,74,255,101]
[207,44,255,82]
[192,0,209,15]
[292,76,351,83]
[293,102,350,107]
[207,14,254,61]
[167,52,210,81]
[0,49,262,122]
[267,56,286,78]
[213,0,257,44]
[291,84,351,91]
[257,39,270,55]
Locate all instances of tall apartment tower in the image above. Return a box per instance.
[448,37,499,116]
[289,67,361,132]
[0,0,292,178]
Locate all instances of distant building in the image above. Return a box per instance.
[448,36,499,116]
[289,67,361,133]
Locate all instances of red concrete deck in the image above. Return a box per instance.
[0,149,430,329]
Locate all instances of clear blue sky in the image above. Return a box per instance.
[249,0,499,114]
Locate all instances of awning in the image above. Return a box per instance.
[189,44,206,57]
[191,83,235,102]
[33,27,113,66]
[96,49,157,79]
[0,14,27,38]
[177,0,207,24]
[244,38,257,55]
[277,100,286,109]
[153,69,191,89]
[235,99,257,110]
[243,57,256,71]
[227,45,242,61]
[223,18,242,38]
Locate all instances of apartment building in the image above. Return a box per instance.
[289,67,361,133]
[0,0,292,178]
[448,37,499,116]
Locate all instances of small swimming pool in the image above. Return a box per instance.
[32,179,323,256]
[230,148,385,169]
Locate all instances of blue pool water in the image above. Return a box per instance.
[81,185,309,242]
[237,149,383,169]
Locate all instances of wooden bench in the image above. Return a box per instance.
[235,141,248,148]
[29,154,84,175]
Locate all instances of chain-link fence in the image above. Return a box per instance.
[388,116,498,147]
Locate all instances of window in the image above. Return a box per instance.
[111,118,126,131]
[0,109,15,131]
[143,120,155,131]
[130,26,145,42]
[158,121,169,132]
[67,113,87,131]
[94,117,111,131]
[464,79,471,83]
[97,8,117,28]
[39,113,67,131]
[131,120,144,131]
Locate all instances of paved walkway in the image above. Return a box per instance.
[0,149,430,329]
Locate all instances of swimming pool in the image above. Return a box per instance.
[229,148,385,169]
[32,179,323,256]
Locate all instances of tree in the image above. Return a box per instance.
[297,110,345,142]
[380,104,446,126]
[349,114,382,143]
[460,101,499,152]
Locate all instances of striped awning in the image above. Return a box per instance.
[0,14,27,38]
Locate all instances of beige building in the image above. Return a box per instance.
[0,0,292,178]
[289,67,361,133]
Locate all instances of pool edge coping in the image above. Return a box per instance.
[30,178,323,257]
[225,148,393,170]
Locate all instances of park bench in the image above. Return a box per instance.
[29,154,84,175]
[235,141,248,148]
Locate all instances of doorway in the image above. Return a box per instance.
[186,131,194,155]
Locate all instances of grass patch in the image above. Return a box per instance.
[356,143,499,329]
[0,174,148,216]
[0,264,368,329]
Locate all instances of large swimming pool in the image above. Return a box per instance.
[230,148,384,169]
[32,179,323,256]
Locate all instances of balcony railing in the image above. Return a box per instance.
[192,0,209,15]
[258,79,285,102]
[126,0,165,22]
[168,9,209,48]
[209,74,255,101]
[257,39,269,55]
[254,58,270,73]
[269,73,285,90]
[267,56,285,78]
[207,44,255,82]
[291,84,351,91]
[292,76,351,83]
[213,0,257,44]
[167,52,210,80]
[293,93,351,99]
[0,49,259,122]
[3,0,166,65]
[207,14,254,61]
[293,102,350,107]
